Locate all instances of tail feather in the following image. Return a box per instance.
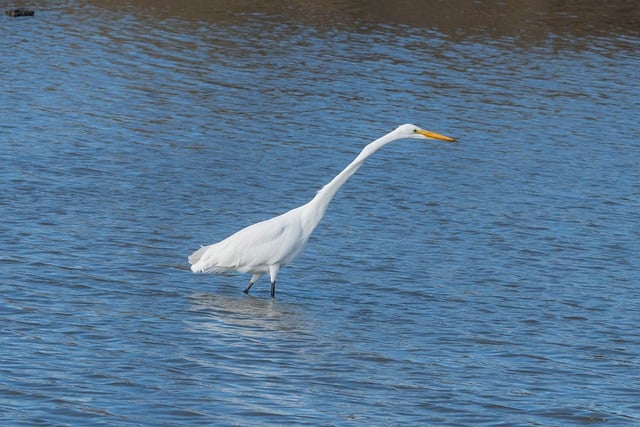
[188,245,205,264]
[189,244,230,274]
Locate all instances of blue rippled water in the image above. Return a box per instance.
[2,1,639,425]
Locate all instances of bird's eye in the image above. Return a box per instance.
[413,129,419,133]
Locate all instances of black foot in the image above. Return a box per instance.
[243,282,255,294]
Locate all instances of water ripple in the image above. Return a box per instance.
[2,1,640,425]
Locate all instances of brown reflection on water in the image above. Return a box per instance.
[88,0,639,40]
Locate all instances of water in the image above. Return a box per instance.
[2,0,639,425]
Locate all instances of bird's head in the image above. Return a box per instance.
[396,123,456,142]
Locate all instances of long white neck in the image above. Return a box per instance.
[298,129,402,236]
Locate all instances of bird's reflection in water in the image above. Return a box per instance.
[186,290,310,340]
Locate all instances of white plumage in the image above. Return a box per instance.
[189,123,455,296]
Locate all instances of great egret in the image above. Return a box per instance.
[189,123,455,297]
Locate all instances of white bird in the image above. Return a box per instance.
[189,123,455,297]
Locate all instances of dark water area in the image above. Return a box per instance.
[2,0,639,425]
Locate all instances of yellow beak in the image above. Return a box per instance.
[417,129,456,142]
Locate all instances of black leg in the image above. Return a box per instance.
[244,274,261,294]
[243,281,255,294]
[270,281,276,298]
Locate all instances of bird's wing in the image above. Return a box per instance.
[190,211,307,273]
